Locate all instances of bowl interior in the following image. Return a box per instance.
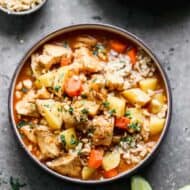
[9,24,172,184]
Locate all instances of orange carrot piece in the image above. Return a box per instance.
[115,117,130,130]
[127,48,137,64]
[103,168,118,178]
[88,150,104,169]
[109,40,127,53]
[64,76,82,97]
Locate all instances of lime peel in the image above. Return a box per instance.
[131,175,152,190]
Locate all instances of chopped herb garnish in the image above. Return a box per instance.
[43,104,50,108]
[79,115,88,123]
[68,107,73,115]
[77,149,82,155]
[93,43,106,56]
[87,127,95,135]
[63,41,68,48]
[81,94,87,99]
[103,101,110,108]
[60,134,66,147]
[70,135,78,145]
[81,108,89,115]
[21,87,28,93]
[10,176,26,190]
[92,78,97,83]
[128,122,141,132]
[120,136,133,145]
[17,121,27,128]
[54,85,61,92]
[109,109,116,116]
[125,111,132,119]
[57,107,62,112]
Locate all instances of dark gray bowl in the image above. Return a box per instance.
[0,0,47,15]
[8,24,172,184]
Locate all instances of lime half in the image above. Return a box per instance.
[131,176,152,190]
[179,185,190,190]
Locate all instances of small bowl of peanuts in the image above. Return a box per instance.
[0,0,47,15]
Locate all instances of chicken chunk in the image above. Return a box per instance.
[46,154,82,177]
[72,47,102,73]
[92,116,114,146]
[73,35,97,49]
[105,73,124,90]
[20,125,37,144]
[36,87,51,99]
[35,125,60,159]
[31,53,44,78]
[15,90,38,117]
[40,44,72,69]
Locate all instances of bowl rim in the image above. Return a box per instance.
[0,0,47,15]
[8,23,172,184]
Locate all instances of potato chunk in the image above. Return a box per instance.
[82,167,95,180]
[149,116,165,135]
[123,88,150,106]
[102,151,120,171]
[59,128,78,150]
[149,99,163,114]
[126,108,144,124]
[72,100,99,116]
[36,100,63,130]
[139,78,158,92]
[53,66,71,97]
[35,71,55,88]
[107,95,126,117]
[153,93,167,104]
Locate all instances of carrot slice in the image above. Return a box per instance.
[115,117,130,130]
[88,149,104,169]
[127,48,137,64]
[64,76,82,97]
[109,40,127,53]
[60,56,71,66]
[103,168,118,178]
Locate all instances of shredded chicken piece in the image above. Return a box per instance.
[35,125,60,159]
[92,116,114,146]
[46,154,82,177]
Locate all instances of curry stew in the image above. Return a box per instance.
[13,31,168,180]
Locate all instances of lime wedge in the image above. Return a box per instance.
[131,175,152,190]
[179,185,190,190]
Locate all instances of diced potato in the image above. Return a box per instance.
[62,109,76,128]
[139,78,158,92]
[127,108,144,124]
[82,167,95,180]
[102,151,120,171]
[123,88,150,106]
[36,100,63,130]
[149,99,163,114]
[35,71,55,88]
[60,128,78,150]
[149,116,165,135]
[107,95,126,117]
[53,66,71,97]
[153,93,167,104]
[73,100,99,116]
